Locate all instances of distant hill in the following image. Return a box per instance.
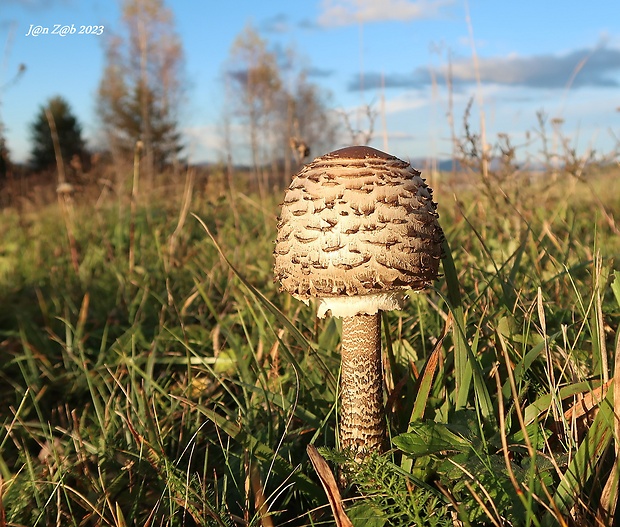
[407,158,464,173]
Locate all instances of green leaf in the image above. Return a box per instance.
[394,421,471,457]
[611,270,620,309]
[347,502,387,527]
[511,422,552,450]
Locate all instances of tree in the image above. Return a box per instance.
[0,125,9,182]
[97,0,184,178]
[1,64,26,181]
[29,96,87,171]
[225,25,282,195]
[281,70,338,178]
[223,26,338,191]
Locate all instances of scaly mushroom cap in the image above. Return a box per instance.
[274,146,444,317]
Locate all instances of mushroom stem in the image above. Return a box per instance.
[339,313,387,459]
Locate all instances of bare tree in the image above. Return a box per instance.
[97,0,184,183]
[224,28,338,191]
[338,103,376,146]
[225,25,282,197]
[283,69,338,179]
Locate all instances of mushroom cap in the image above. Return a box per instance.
[274,146,444,317]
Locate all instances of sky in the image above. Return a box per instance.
[1,0,620,166]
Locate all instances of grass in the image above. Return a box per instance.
[0,155,619,526]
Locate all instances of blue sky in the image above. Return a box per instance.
[1,0,619,165]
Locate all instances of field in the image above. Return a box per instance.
[1,157,620,526]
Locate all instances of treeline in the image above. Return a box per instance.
[0,0,338,192]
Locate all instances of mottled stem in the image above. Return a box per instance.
[339,313,386,459]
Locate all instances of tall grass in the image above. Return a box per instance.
[0,147,619,525]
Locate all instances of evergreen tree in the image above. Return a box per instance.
[98,78,182,169]
[0,127,9,181]
[29,96,86,171]
[97,0,185,176]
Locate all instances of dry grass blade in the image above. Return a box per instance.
[0,475,5,527]
[596,335,620,523]
[564,381,611,423]
[129,140,142,274]
[463,480,501,527]
[493,366,523,498]
[447,459,502,527]
[250,462,275,527]
[46,105,80,273]
[409,311,453,424]
[306,445,354,527]
[615,332,620,464]
[167,167,195,268]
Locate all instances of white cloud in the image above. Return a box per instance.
[183,124,227,163]
[383,93,427,114]
[184,122,254,164]
[318,0,454,27]
[349,45,620,92]
[442,46,620,89]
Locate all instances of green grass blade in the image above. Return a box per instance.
[549,385,615,517]
[441,238,493,419]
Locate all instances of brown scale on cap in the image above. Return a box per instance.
[274,145,444,313]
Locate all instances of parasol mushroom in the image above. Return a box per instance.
[274,145,444,460]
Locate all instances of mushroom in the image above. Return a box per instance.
[274,145,444,460]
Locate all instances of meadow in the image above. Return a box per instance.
[0,150,619,526]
